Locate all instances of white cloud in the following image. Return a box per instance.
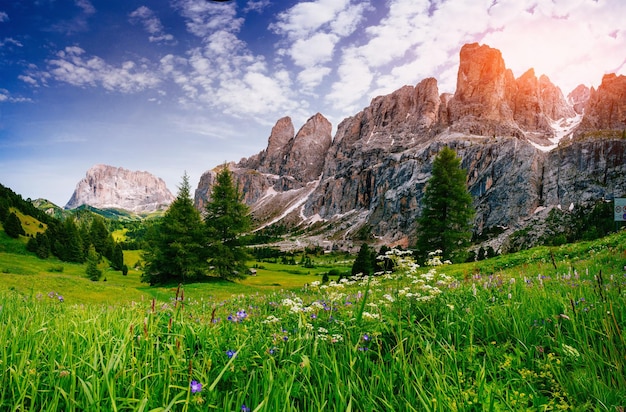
[271,0,355,39]
[0,88,32,103]
[75,0,95,15]
[0,37,22,48]
[0,11,8,22]
[297,66,331,93]
[244,1,271,13]
[46,47,161,92]
[174,0,242,38]
[129,6,175,44]
[289,32,337,67]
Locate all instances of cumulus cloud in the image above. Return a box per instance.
[129,6,175,44]
[45,46,161,92]
[270,0,371,90]
[0,89,32,103]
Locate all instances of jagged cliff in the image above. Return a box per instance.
[195,43,626,251]
[65,164,175,213]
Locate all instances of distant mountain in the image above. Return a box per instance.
[194,43,626,252]
[65,164,175,213]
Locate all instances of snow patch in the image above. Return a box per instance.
[530,114,582,152]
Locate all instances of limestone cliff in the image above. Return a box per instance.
[194,43,626,251]
[65,164,174,213]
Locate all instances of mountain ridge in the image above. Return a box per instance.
[195,43,626,251]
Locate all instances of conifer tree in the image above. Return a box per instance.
[204,165,251,280]
[4,211,25,238]
[111,243,124,271]
[351,243,374,276]
[141,173,207,285]
[85,244,102,281]
[416,146,475,263]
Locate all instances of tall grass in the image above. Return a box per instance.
[1,234,625,410]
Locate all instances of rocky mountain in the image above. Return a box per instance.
[195,43,626,251]
[65,164,174,213]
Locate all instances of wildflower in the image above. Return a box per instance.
[226,350,236,359]
[236,310,248,319]
[58,295,64,303]
[363,334,370,341]
[241,405,251,412]
[190,380,203,393]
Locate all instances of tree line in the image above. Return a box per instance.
[1,183,126,279]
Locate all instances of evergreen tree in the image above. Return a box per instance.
[85,244,102,281]
[204,165,251,280]
[141,173,207,285]
[4,212,25,238]
[89,217,110,256]
[111,243,124,271]
[352,243,374,276]
[416,146,475,263]
[62,218,85,263]
[26,232,50,259]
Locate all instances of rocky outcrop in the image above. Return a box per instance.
[568,84,590,115]
[576,74,626,133]
[444,43,574,144]
[195,113,332,210]
[194,43,626,251]
[65,164,174,212]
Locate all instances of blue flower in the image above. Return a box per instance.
[190,380,202,393]
[226,349,236,359]
[241,404,251,412]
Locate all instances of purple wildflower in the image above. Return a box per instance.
[58,295,64,303]
[190,380,202,393]
[241,404,251,412]
[226,350,236,359]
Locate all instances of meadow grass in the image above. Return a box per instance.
[0,231,625,410]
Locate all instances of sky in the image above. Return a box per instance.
[1,0,624,207]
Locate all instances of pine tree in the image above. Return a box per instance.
[111,243,124,271]
[141,173,207,285]
[204,165,251,280]
[416,146,475,263]
[89,217,110,256]
[85,244,102,281]
[4,212,25,238]
[351,243,374,276]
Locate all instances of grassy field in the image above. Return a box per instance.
[0,230,625,410]
[0,231,349,304]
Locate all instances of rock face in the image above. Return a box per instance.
[445,43,575,145]
[194,43,626,251]
[65,164,174,212]
[195,113,332,211]
[567,84,590,115]
[576,74,626,133]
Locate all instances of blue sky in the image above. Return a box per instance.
[1,0,624,206]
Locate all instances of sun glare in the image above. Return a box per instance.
[484,13,618,94]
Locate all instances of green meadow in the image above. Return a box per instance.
[1,229,625,411]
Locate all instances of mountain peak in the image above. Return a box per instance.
[65,164,175,212]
